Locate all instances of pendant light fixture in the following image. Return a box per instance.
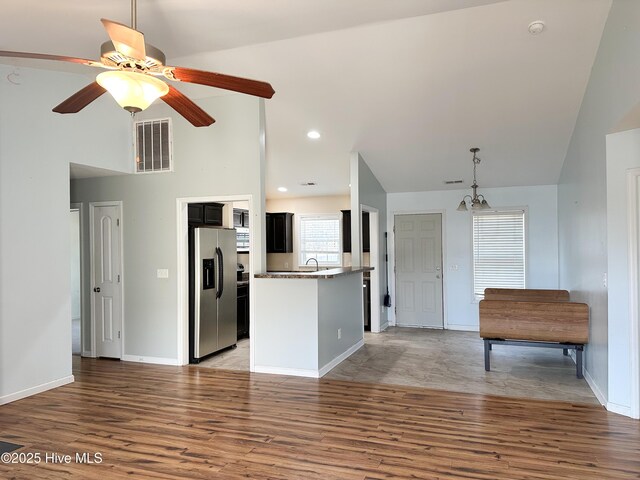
[456,147,491,211]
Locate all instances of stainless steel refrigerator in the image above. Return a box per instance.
[189,227,237,363]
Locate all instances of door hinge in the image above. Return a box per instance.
[117,274,121,283]
[118,331,121,339]
[117,218,120,227]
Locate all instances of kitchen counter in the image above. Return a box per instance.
[255,266,373,279]
[253,267,370,378]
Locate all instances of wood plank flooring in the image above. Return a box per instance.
[0,357,639,479]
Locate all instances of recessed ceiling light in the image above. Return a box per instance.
[277,187,288,192]
[528,20,546,35]
[307,130,321,139]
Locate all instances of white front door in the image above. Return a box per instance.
[92,204,123,358]
[395,214,443,328]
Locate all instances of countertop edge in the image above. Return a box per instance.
[255,266,374,279]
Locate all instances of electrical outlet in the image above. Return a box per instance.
[157,269,169,279]
[337,328,342,340]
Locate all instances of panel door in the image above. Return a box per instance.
[92,204,123,358]
[395,214,443,328]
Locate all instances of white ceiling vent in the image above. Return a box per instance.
[134,118,172,173]
[444,179,464,185]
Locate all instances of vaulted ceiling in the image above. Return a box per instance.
[1,0,612,197]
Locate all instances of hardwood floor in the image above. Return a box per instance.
[1,358,639,479]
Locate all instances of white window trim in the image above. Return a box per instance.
[296,213,342,267]
[133,117,174,174]
[471,207,528,302]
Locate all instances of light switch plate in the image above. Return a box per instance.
[157,269,169,279]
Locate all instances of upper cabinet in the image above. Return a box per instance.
[233,209,250,228]
[266,212,293,253]
[341,210,370,253]
[188,202,224,227]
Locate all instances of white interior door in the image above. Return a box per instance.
[92,204,123,359]
[395,214,443,328]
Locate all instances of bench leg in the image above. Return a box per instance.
[563,348,568,356]
[484,339,491,372]
[576,347,583,379]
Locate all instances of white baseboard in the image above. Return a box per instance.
[0,375,74,405]
[318,339,365,377]
[255,339,365,379]
[122,355,179,366]
[379,322,389,332]
[607,401,632,417]
[446,324,480,332]
[253,365,322,378]
[583,368,607,407]
[81,350,94,358]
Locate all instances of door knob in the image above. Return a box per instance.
[436,275,441,279]
[93,287,101,293]
[436,266,441,271]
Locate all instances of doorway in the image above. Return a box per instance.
[90,202,124,359]
[394,213,444,328]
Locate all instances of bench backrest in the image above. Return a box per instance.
[484,288,570,302]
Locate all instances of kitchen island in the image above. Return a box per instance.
[253,267,372,377]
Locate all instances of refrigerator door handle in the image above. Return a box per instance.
[216,247,224,299]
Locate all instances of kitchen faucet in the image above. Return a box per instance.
[305,257,319,271]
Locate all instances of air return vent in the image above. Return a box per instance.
[444,179,464,185]
[134,118,172,173]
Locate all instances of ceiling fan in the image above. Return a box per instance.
[0,0,275,127]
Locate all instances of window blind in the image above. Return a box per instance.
[472,210,525,297]
[299,215,341,266]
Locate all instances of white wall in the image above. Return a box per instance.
[265,195,350,271]
[387,185,558,329]
[0,65,130,403]
[557,0,640,411]
[606,128,640,414]
[351,153,388,328]
[71,95,265,362]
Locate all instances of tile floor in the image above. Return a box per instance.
[196,327,599,405]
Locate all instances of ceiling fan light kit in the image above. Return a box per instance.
[456,147,491,212]
[0,0,274,127]
[96,70,169,113]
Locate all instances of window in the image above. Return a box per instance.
[134,118,172,173]
[472,210,525,298]
[298,214,341,266]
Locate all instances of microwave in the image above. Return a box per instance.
[236,227,249,252]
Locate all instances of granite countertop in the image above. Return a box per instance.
[255,266,373,279]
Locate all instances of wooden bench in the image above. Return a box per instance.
[479,289,589,378]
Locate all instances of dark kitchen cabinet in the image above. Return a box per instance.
[233,209,250,228]
[266,212,293,253]
[237,284,249,340]
[188,202,224,227]
[341,210,370,253]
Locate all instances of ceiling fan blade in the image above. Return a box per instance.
[161,85,215,127]
[168,67,275,99]
[0,50,99,66]
[52,82,107,114]
[101,18,146,60]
